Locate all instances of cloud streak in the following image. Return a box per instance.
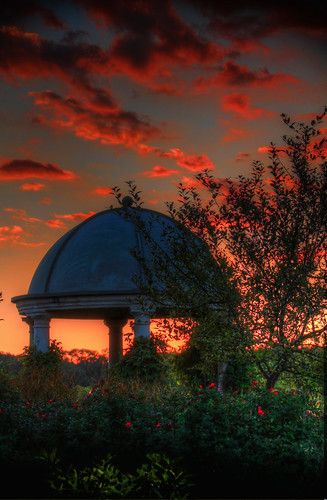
[141,165,180,178]
[0,159,77,181]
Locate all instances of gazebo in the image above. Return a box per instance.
[11,197,186,366]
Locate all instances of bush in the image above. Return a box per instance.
[18,341,76,402]
[0,369,21,403]
[0,379,324,498]
[44,450,192,499]
[109,336,167,383]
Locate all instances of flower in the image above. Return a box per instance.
[72,404,77,408]
[208,383,215,388]
[274,391,278,395]
[258,406,265,416]
[41,414,46,418]
[168,421,172,426]
[125,422,132,428]
[25,401,30,406]
[269,388,274,392]
[156,423,161,427]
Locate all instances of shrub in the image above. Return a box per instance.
[0,379,323,498]
[44,450,192,499]
[18,341,76,402]
[0,369,21,403]
[109,336,167,383]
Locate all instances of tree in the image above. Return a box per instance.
[165,109,327,389]
[62,348,108,386]
[18,340,74,401]
[112,110,327,391]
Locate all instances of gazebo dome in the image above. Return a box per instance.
[28,204,170,296]
[12,201,193,360]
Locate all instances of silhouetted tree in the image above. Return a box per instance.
[113,109,327,390]
[166,109,327,389]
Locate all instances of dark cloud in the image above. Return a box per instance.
[0,0,66,29]
[179,0,327,41]
[76,0,222,76]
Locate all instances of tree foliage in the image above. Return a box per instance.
[18,340,75,401]
[168,109,327,388]
[112,110,327,390]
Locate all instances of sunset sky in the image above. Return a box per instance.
[1,0,326,355]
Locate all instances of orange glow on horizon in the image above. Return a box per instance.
[5,318,186,357]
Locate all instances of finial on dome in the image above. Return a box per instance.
[122,196,134,208]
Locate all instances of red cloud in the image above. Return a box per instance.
[141,165,180,178]
[159,148,215,172]
[46,219,68,229]
[221,93,263,119]
[54,211,96,221]
[30,90,160,146]
[93,187,115,196]
[258,146,271,154]
[137,144,161,155]
[194,60,299,90]
[0,159,77,181]
[0,225,24,243]
[175,176,203,189]
[19,182,46,191]
[38,198,51,204]
[4,208,42,223]
[0,224,45,247]
[136,145,216,173]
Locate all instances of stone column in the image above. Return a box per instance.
[33,316,50,352]
[104,319,127,367]
[22,316,34,346]
[131,309,151,338]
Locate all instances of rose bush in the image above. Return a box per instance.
[0,378,324,498]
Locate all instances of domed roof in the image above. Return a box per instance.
[28,203,182,296]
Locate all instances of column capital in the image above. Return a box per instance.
[22,316,34,326]
[130,309,151,338]
[104,318,128,328]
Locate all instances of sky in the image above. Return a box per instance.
[0,0,326,355]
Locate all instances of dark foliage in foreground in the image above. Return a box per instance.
[0,377,324,499]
